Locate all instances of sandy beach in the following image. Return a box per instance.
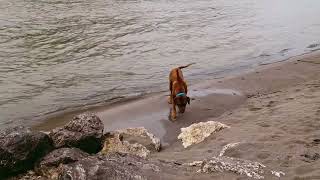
[33,51,320,179]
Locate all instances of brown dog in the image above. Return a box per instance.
[168,63,194,120]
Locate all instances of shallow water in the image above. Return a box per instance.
[0,0,320,128]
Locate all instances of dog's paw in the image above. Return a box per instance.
[167,96,172,104]
[171,114,177,121]
[168,109,177,121]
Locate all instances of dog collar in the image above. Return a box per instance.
[176,92,186,97]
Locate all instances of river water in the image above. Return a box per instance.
[0,0,320,128]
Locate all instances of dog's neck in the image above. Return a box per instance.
[176,92,186,97]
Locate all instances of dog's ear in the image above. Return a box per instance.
[187,96,190,105]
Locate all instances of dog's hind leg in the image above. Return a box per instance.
[171,99,177,120]
[168,81,173,104]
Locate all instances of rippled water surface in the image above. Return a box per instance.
[0,0,320,127]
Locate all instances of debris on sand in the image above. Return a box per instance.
[178,121,230,148]
[185,156,266,179]
[271,170,285,178]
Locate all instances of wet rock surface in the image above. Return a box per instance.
[101,127,161,158]
[0,126,53,178]
[49,113,104,154]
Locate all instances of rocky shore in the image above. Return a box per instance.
[0,113,287,180]
[1,113,162,179]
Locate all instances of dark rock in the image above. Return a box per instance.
[7,170,46,180]
[0,126,53,178]
[35,148,89,179]
[57,153,162,180]
[49,113,104,154]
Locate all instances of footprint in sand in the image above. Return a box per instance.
[265,100,277,107]
[256,122,270,128]
[248,106,263,111]
[300,151,320,163]
[256,152,271,160]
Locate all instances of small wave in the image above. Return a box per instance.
[279,48,291,54]
[307,43,320,49]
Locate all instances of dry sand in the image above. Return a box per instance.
[34,51,320,179]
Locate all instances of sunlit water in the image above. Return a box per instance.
[0,0,320,128]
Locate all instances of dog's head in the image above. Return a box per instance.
[174,95,190,113]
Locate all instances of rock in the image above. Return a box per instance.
[118,127,161,152]
[101,132,151,158]
[7,170,46,180]
[35,148,89,179]
[0,126,53,178]
[49,113,104,154]
[101,127,161,158]
[185,156,266,179]
[57,153,162,180]
[178,121,230,148]
[219,142,241,157]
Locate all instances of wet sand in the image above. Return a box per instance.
[34,51,320,179]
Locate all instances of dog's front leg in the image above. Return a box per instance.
[171,98,177,120]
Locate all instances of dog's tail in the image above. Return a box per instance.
[178,63,196,69]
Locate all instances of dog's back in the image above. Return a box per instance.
[169,63,195,83]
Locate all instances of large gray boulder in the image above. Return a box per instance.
[57,153,162,180]
[0,126,53,178]
[49,113,104,154]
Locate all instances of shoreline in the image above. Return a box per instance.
[34,51,320,139]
